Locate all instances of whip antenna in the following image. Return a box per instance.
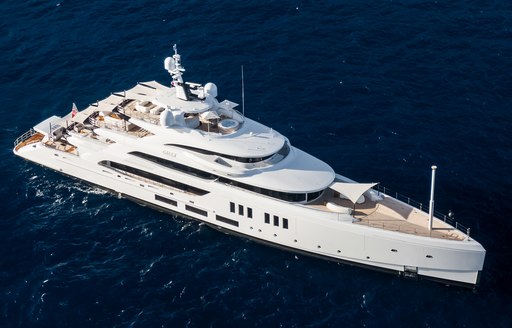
[241,65,245,116]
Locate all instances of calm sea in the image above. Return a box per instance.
[1,1,511,327]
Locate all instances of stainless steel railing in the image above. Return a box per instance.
[373,184,471,240]
[13,128,37,148]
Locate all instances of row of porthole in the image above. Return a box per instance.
[391,249,434,258]
[245,229,436,261]
[250,226,279,237]
[245,231,349,255]
[316,244,342,254]
[308,242,343,254]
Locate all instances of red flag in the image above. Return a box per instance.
[71,103,78,118]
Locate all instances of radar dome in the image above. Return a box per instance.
[164,57,175,71]
[204,83,218,98]
[159,109,174,127]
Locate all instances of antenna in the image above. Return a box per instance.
[241,65,245,116]
[165,44,187,100]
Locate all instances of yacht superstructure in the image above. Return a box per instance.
[13,45,485,288]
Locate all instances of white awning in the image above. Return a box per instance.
[329,182,378,204]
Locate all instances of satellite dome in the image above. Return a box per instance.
[204,83,218,98]
[164,57,175,71]
[159,109,174,127]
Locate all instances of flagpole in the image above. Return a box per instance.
[428,165,437,231]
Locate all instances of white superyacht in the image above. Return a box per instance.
[13,45,485,287]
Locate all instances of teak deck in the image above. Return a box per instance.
[312,192,465,241]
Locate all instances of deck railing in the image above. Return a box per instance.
[13,128,37,148]
[373,184,471,240]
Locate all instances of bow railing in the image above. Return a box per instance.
[373,184,471,240]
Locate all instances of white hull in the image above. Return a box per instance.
[14,143,485,287]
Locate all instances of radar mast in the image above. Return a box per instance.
[164,44,188,100]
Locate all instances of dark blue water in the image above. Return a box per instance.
[2,1,511,327]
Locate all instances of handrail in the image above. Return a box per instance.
[373,184,471,240]
[13,128,37,148]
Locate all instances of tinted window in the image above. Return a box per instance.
[99,160,209,195]
[155,194,177,206]
[216,215,239,227]
[186,204,208,217]
[130,151,216,180]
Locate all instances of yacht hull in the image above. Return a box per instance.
[14,144,485,288]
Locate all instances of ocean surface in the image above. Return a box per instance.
[1,1,511,327]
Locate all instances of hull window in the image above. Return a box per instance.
[186,204,208,217]
[167,142,290,164]
[216,215,239,227]
[155,194,177,206]
[217,177,307,203]
[98,160,209,196]
[130,151,216,180]
[128,151,316,203]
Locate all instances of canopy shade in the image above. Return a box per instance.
[329,182,378,204]
[200,110,220,121]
